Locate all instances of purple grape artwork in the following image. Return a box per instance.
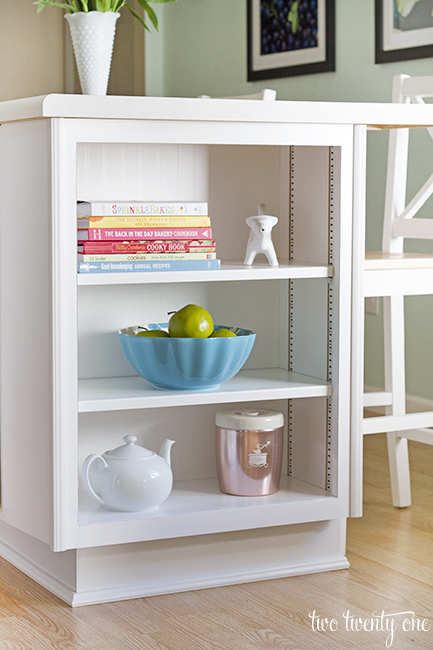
[260,0,318,55]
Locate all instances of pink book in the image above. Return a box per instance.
[77,227,213,241]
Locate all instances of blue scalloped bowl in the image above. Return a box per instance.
[118,323,256,390]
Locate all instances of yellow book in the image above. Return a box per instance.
[77,215,211,229]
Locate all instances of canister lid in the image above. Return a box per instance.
[215,408,284,430]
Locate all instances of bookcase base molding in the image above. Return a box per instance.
[0,519,348,607]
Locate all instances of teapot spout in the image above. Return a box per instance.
[159,439,175,466]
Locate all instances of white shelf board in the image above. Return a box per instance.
[76,475,341,547]
[78,368,332,412]
[77,260,332,286]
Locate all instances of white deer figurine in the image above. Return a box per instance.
[244,214,279,267]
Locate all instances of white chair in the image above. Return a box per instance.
[199,89,277,100]
[364,74,433,507]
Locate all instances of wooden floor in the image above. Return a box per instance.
[0,434,431,650]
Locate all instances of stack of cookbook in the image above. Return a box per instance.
[77,200,220,274]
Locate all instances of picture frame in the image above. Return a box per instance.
[247,0,335,81]
[375,0,433,63]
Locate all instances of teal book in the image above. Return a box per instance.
[78,259,221,273]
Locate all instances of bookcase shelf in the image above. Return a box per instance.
[76,260,333,285]
[78,369,332,413]
[76,475,340,548]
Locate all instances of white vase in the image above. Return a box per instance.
[65,11,120,96]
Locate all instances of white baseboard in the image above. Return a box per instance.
[0,535,349,607]
[0,538,75,605]
[70,556,350,607]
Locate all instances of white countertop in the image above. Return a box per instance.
[1,93,433,129]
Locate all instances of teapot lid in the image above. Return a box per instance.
[106,435,154,459]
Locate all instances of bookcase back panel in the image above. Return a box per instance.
[290,146,333,265]
[75,142,339,269]
[289,397,328,491]
[77,280,282,380]
[208,145,290,263]
[78,399,288,484]
[290,278,329,382]
[76,143,290,265]
[76,143,209,203]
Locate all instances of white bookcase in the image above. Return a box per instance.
[0,94,372,606]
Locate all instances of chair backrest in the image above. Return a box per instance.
[383,74,433,253]
[199,89,277,101]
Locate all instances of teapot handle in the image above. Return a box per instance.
[82,454,108,507]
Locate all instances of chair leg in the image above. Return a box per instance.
[383,295,412,507]
[386,432,412,507]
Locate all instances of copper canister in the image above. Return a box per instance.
[215,409,284,496]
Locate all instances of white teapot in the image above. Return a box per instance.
[82,435,175,512]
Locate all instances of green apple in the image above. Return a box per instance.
[137,329,170,338]
[168,304,213,338]
[210,328,236,338]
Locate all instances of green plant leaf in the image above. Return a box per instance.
[126,3,150,31]
[35,0,176,29]
[111,0,126,11]
[34,0,79,13]
[136,0,159,30]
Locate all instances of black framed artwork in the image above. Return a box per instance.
[375,0,433,63]
[247,0,335,81]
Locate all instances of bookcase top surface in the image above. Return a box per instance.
[0,93,432,129]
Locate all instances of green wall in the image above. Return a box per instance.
[146,0,433,402]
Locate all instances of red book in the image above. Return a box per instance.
[77,227,213,241]
[78,240,216,254]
